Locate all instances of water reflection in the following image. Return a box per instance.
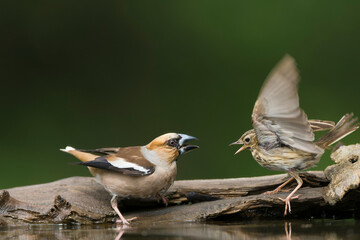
[1,219,360,240]
[114,227,125,240]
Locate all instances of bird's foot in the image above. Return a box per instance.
[263,188,291,195]
[116,217,137,225]
[278,195,300,216]
[157,194,168,207]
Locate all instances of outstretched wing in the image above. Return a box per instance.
[252,55,322,154]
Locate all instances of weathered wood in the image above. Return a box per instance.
[167,171,327,202]
[1,144,360,226]
[324,144,360,205]
[0,171,337,226]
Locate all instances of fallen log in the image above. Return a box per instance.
[1,144,360,226]
[0,172,348,226]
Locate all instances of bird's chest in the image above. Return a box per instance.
[95,162,177,198]
[251,150,273,168]
[251,149,262,162]
[251,150,285,171]
[153,163,177,194]
[130,163,177,197]
[251,147,319,171]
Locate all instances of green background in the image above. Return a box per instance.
[1,1,360,189]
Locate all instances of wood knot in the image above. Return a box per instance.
[54,195,71,209]
[348,155,359,163]
[48,195,71,218]
[0,191,10,207]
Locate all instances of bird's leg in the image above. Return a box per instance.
[114,228,125,240]
[263,177,295,195]
[156,193,168,207]
[284,222,292,240]
[278,171,303,216]
[111,196,137,225]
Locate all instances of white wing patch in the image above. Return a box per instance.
[110,157,152,175]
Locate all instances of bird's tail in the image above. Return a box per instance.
[308,119,335,132]
[60,146,98,162]
[316,113,359,149]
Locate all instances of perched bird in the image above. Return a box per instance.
[61,133,198,224]
[230,55,359,215]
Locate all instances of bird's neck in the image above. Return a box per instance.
[141,146,176,168]
[249,140,260,153]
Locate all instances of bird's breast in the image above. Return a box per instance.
[251,146,321,172]
[92,162,177,199]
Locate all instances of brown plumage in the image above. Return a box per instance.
[61,133,198,224]
[307,119,335,132]
[231,55,359,215]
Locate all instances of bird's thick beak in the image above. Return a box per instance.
[178,134,199,154]
[229,139,246,155]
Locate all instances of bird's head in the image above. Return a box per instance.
[230,129,257,154]
[145,133,199,163]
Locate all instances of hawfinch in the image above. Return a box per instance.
[60,133,198,224]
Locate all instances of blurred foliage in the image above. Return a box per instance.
[1,1,360,188]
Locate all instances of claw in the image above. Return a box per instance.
[157,194,168,207]
[116,217,137,225]
[263,188,291,195]
[278,195,300,216]
[111,195,138,225]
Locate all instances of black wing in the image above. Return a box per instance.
[75,156,155,177]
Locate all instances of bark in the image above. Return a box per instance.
[1,144,360,226]
[0,171,353,226]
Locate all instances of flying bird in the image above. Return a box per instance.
[230,55,358,215]
[61,133,198,224]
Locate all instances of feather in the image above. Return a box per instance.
[308,119,335,132]
[76,155,155,176]
[76,147,119,156]
[316,113,359,148]
[252,55,322,154]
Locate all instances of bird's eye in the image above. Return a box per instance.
[168,140,176,147]
[244,137,250,143]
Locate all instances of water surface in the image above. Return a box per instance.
[1,219,359,239]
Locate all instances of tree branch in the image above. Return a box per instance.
[1,144,360,226]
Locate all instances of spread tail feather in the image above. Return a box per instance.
[308,119,335,132]
[316,113,359,149]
